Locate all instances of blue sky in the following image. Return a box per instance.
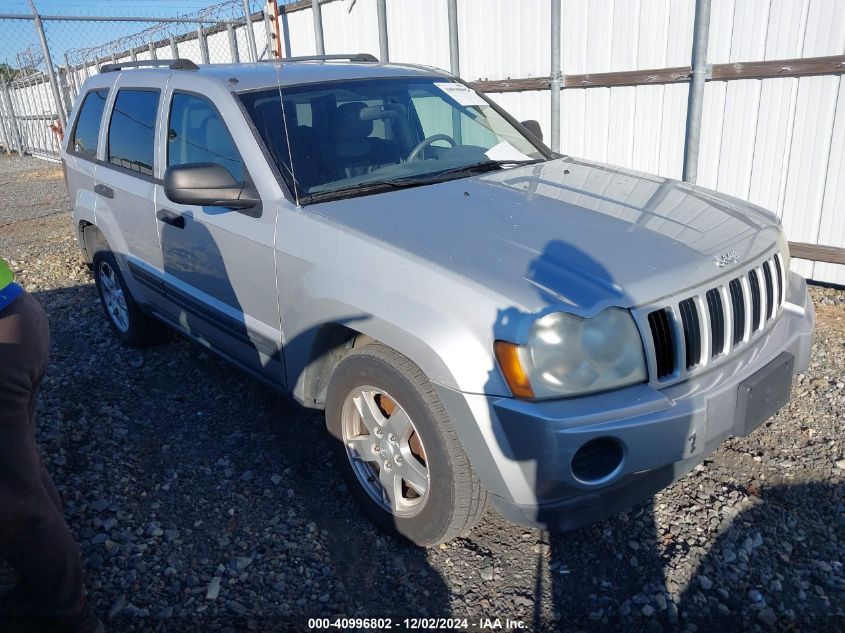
[3,1,244,16]
[0,0,280,69]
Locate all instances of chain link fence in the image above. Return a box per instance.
[0,0,281,160]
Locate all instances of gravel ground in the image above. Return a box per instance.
[0,154,843,632]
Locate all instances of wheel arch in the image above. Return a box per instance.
[294,322,372,409]
[285,312,462,410]
[78,221,110,264]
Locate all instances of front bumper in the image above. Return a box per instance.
[435,272,815,530]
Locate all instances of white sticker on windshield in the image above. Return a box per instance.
[433,82,488,107]
[484,141,532,163]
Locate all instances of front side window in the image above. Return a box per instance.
[239,78,546,202]
[107,89,160,176]
[167,93,243,182]
[71,89,109,158]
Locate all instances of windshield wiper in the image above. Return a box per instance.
[305,179,426,203]
[389,158,546,185]
[304,158,546,204]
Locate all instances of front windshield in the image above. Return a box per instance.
[238,77,547,202]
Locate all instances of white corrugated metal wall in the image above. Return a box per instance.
[6,0,842,283]
[279,0,844,285]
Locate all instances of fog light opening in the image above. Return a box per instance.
[571,437,624,484]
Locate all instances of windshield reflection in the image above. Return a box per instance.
[238,77,547,203]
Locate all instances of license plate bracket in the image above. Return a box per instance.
[735,352,795,436]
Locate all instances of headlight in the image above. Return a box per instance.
[495,308,647,398]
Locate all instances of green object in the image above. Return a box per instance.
[0,257,13,291]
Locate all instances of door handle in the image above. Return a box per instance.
[94,184,113,198]
[156,208,185,229]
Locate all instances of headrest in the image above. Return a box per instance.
[332,102,373,142]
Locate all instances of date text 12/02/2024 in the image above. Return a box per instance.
[307,617,527,630]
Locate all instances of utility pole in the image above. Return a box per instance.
[266,0,282,59]
[312,0,325,55]
[682,0,712,183]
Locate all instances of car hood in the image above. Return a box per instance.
[308,157,783,315]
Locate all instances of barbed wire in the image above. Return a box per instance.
[61,0,265,68]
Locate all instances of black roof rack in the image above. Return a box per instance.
[100,59,200,73]
[262,53,379,63]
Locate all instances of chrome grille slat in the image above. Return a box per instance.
[719,284,733,356]
[739,274,753,342]
[643,249,785,384]
[774,253,785,307]
[762,261,774,320]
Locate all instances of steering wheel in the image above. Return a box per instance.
[406,134,457,162]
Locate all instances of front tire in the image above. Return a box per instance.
[93,250,164,347]
[326,343,486,546]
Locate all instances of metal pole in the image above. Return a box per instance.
[0,91,11,154]
[58,66,72,116]
[29,0,66,129]
[9,87,33,156]
[311,0,325,55]
[550,0,561,153]
[266,0,283,59]
[241,0,259,62]
[279,9,292,58]
[21,80,43,153]
[148,42,158,60]
[377,0,389,62]
[130,47,138,62]
[0,81,23,154]
[447,0,459,75]
[263,8,274,59]
[169,36,178,59]
[27,78,48,154]
[682,0,712,183]
[446,0,462,144]
[198,27,210,64]
[227,22,240,63]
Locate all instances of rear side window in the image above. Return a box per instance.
[107,89,160,176]
[167,92,244,182]
[71,89,108,158]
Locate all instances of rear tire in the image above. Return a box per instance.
[93,250,165,347]
[325,343,486,546]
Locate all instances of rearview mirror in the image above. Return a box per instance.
[164,163,260,211]
[521,119,543,144]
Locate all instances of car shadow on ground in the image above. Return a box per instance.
[0,277,453,632]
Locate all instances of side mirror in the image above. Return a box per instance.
[164,163,260,210]
[521,119,543,144]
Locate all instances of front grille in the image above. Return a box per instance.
[645,252,784,381]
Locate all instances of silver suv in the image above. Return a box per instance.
[62,55,815,546]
